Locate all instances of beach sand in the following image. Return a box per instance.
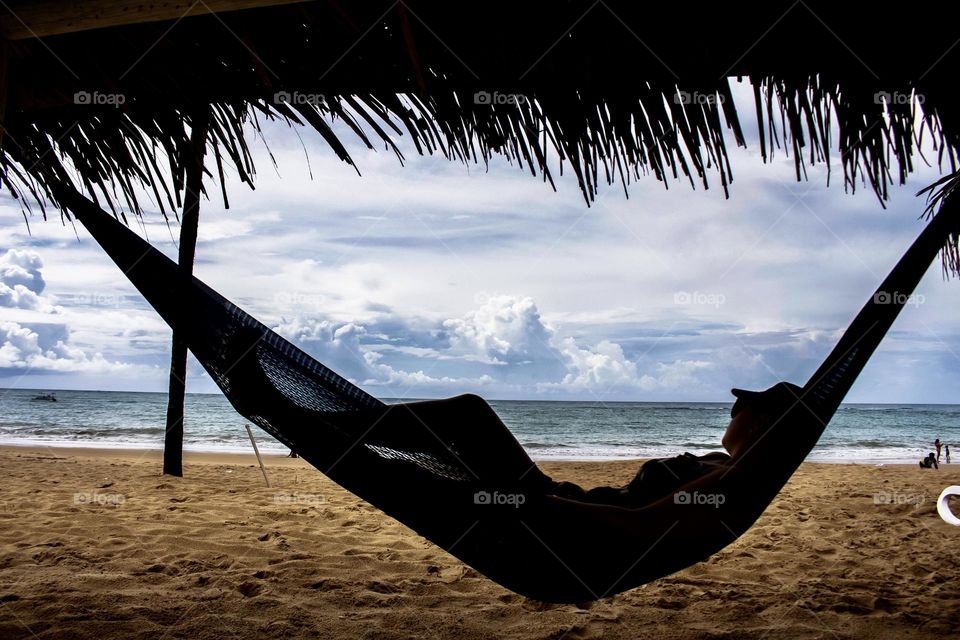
[0,446,957,639]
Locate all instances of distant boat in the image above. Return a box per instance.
[31,392,57,402]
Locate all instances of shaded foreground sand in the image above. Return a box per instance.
[0,446,958,639]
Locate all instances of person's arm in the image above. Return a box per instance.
[540,458,780,558]
[526,459,785,596]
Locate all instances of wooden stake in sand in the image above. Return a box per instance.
[245,424,270,487]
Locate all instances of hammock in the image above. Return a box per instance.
[62,187,958,603]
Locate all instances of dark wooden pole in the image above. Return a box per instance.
[0,37,8,152]
[163,108,209,477]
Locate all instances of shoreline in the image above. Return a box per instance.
[0,441,941,466]
[0,443,306,467]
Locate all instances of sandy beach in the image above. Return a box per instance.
[0,446,957,639]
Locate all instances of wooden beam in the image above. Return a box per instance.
[0,0,315,40]
[0,38,7,151]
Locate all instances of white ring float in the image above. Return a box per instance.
[937,486,960,526]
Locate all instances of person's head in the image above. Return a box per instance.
[723,382,804,459]
[936,439,941,445]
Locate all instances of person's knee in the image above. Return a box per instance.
[454,393,489,409]
[451,393,498,421]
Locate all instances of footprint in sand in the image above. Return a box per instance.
[366,580,400,594]
[144,563,178,576]
[237,581,263,597]
[307,578,343,591]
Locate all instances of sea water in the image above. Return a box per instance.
[1,388,956,464]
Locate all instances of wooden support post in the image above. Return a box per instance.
[245,425,271,488]
[162,107,209,477]
[0,37,7,152]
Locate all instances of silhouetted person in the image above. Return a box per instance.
[919,453,939,469]
[935,438,942,461]
[548,382,804,507]
[946,444,951,464]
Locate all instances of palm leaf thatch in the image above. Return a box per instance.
[1,1,959,265]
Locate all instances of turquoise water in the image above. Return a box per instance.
[1,388,957,463]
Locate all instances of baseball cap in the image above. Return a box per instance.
[730,381,804,417]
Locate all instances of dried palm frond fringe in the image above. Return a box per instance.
[1,1,959,271]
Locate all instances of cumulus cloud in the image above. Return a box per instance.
[272,314,492,391]
[272,293,706,397]
[444,295,559,366]
[0,249,55,311]
[555,338,642,388]
[0,321,135,375]
[273,316,377,383]
[0,239,907,399]
[442,294,680,392]
[542,338,713,394]
[644,359,714,391]
[0,249,145,378]
[361,349,495,390]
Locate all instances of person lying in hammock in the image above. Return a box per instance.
[545,382,805,508]
[61,176,960,603]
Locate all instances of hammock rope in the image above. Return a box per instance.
[59,184,959,602]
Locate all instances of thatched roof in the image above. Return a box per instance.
[2,1,959,239]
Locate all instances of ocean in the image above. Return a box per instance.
[1,388,956,464]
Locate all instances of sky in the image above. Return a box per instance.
[2,82,959,403]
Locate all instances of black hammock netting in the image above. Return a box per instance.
[61,185,958,603]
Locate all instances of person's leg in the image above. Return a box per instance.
[581,485,631,506]
[376,395,549,487]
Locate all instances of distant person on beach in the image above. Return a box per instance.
[935,438,942,461]
[919,453,939,469]
[946,444,951,464]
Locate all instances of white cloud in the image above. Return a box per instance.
[545,338,713,394]
[272,313,496,392]
[444,294,558,365]
[646,359,714,390]
[361,349,495,390]
[555,338,642,388]
[0,249,157,379]
[0,321,137,375]
[0,249,44,290]
[272,294,686,397]
[272,316,376,383]
[0,249,57,311]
